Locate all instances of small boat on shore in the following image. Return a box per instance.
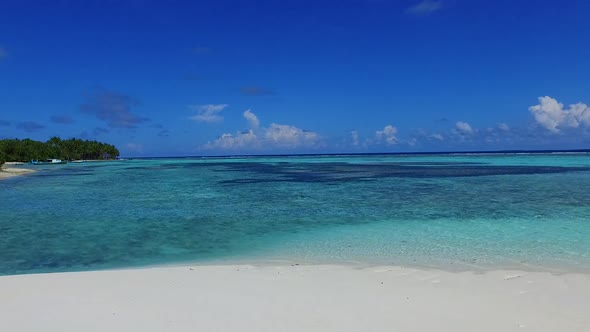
[30,159,68,165]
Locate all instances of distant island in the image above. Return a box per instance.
[0,137,119,165]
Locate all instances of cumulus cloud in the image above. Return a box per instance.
[407,137,418,146]
[80,89,147,128]
[206,130,259,150]
[406,0,443,15]
[50,115,75,124]
[351,130,359,146]
[498,123,510,131]
[243,109,259,128]
[204,109,320,151]
[375,125,398,145]
[16,121,45,132]
[189,104,228,123]
[430,133,444,141]
[265,124,320,147]
[529,96,590,133]
[409,117,547,148]
[240,86,275,96]
[455,121,473,135]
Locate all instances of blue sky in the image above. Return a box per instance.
[1,0,589,156]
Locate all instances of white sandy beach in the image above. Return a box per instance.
[1,264,589,332]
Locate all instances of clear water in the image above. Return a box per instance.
[1,154,590,275]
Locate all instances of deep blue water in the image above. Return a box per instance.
[1,154,590,275]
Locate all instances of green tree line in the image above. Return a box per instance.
[0,137,119,163]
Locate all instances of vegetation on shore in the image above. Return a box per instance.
[0,137,119,163]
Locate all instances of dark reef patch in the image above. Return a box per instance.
[200,162,590,185]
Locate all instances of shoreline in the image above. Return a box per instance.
[0,165,36,180]
[1,264,589,331]
[7,251,590,277]
[152,256,590,276]
[4,257,589,278]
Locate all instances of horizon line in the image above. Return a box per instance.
[123,148,590,159]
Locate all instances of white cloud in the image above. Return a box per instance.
[455,121,473,135]
[204,109,320,151]
[205,130,259,150]
[529,96,590,133]
[401,120,518,148]
[406,0,443,15]
[375,125,398,145]
[243,109,259,128]
[498,123,510,131]
[351,130,359,146]
[430,133,444,141]
[265,124,320,148]
[189,104,228,123]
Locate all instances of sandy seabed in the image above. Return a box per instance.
[1,264,589,332]
[0,166,35,179]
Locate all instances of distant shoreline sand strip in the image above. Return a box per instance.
[0,165,35,180]
[0,264,588,331]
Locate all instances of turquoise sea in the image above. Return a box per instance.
[1,153,590,275]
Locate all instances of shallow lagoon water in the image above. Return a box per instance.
[1,154,590,275]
